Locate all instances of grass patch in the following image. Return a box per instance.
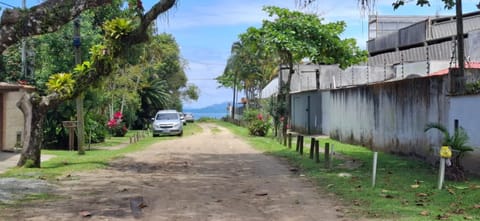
[216,120,480,221]
[17,193,61,203]
[210,126,221,134]
[1,125,202,181]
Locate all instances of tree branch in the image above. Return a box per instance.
[124,0,176,44]
[0,0,112,54]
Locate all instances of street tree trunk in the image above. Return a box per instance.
[17,93,60,167]
[278,52,294,139]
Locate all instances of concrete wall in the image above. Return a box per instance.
[3,91,24,150]
[448,95,480,172]
[291,76,450,163]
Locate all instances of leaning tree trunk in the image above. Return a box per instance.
[16,93,59,167]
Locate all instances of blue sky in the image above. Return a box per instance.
[148,0,479,109]
[2,0,479,109]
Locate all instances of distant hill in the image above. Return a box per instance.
[183,102,229,114]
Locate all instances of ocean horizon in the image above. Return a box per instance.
[188,112,228,120]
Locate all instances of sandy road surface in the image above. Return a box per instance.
[0,123,348,221]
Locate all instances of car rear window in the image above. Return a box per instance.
[156,113,178,120]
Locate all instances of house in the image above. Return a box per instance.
[0,82,34,152]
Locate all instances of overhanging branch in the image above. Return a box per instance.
[0,0,113,54]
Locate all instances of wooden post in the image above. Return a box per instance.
[315,140,320,163]
[68,127,75,151]
[372,152,378,188]
[288,133,292,148]
[325,143,330,169]
[309,138,315,159]
[129,136,133,144]
[300,136,304,155]
[63,121,77,151]
[330,144,335,169]
[283,133,287,146]
[296,136,300,152]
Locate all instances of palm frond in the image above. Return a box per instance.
[424,122,451,146]
[452,127,474,152]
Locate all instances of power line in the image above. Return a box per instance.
[0,1,16,8]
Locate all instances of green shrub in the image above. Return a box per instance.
[243,109,271,136]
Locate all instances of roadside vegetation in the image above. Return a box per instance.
[217,120,480,221]
[0,124,202,181]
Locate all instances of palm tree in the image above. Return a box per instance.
[136,78,171,128]
[425,122,473,181]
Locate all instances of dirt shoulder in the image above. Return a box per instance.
[0,123,349,221]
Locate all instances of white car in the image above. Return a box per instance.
[184,113,195,123]
[152,110,183,137]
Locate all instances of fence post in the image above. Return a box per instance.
[301,136,304,154]
[288,133,292,149]
[296,136,300,152]
[324,142,330,169]
[315,140,320,163]
[329,144,334,169]
[309,138,315,159]
[299,136,304,155]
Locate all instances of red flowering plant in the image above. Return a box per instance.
[107,111,128,137]
[243,109,271,137]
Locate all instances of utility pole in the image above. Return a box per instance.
[74,18,85,155]
[232,72,237,120]
[21,0,27,79]
[456,0,465,75]
[453,0,465,93]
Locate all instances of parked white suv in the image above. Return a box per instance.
[152,110,183,137]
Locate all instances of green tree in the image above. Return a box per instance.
[129,33,197,128]
[3,0,177,168]
[3,2,134,150]
[242,6,367,137]
[217,40,278,109]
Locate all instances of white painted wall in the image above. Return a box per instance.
[4,91,24,150]
[448,94,480,173]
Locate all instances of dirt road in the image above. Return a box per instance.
[1,123,347,221]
